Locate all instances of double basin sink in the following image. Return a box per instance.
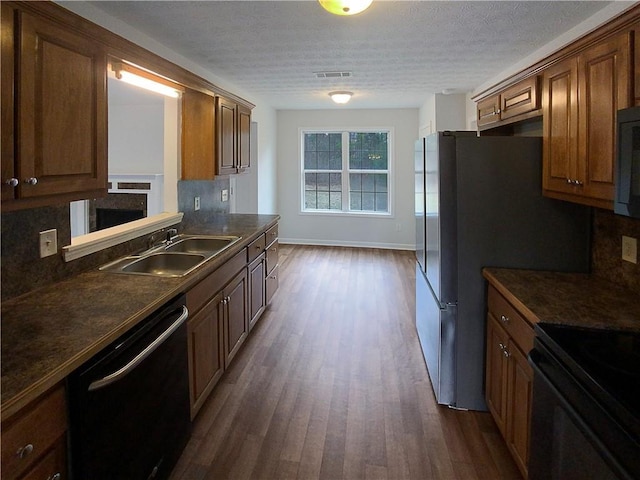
[100,235,241,277]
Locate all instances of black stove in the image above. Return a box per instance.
[528,323,640,480]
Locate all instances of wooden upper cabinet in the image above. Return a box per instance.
[500,76,540,121]
[16,10,107,202]
[543,31,631,209]
[217,96,237,176]
[476,76,540,129]
[182,89,216,179]
[635,25,640,106]
[1,3,16,202]
[238,104,251,171]
[477,94,501,128]
[542,57,579,197]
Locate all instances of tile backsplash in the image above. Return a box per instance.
[591,208,640,292]
[1,179,230,301]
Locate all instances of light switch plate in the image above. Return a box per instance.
[194,196,200,211]
[221,189,229,202]
[39,229,58,258]
[622,236,637,264]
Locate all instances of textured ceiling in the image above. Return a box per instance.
[87,1,613,109]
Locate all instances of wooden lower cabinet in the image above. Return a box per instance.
[1,384,67,480]
[187,291,224,416]
[248,253,266,331]
[223,269,249,366]
[485,286,534,479]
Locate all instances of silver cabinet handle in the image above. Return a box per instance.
[500,315,509,324]
[503,349,510,358]
[24,177,38,185]
[47,474,61,480]
[5,177,18,187]
[16,443,34,459]
[88,306,188,391]
[498,342,505,351]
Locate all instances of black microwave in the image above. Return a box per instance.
[615,106,640,218]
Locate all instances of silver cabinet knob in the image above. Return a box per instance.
[47,474,61,480]
[17,443,34,458]
[500,315,509,324]
[503,349,510,358]
[24,177,38,185]
[5,177,18,187]
[573,179,583,186]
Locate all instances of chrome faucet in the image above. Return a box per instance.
[166,228,178,244]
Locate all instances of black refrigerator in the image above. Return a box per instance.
[415,131,591,411]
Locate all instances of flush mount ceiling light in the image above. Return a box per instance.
[318,0,373,16]
[111,62,182,98]
[329,91,353,104]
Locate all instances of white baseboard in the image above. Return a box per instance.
[279,238,415,251]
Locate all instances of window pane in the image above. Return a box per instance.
[349,132,388,170]
[330,191,342,210]
[317,191,330,209]
[304,134,316,151]
[317,173,330,191]
[375,174,388,193]
[318,151,330,170]
[305,191,316,209]
[362,192,375,210]
[362,173,374,192]
[330,173,342,192]
[350,193,361,210]
[375,192,388,211]
[304,151,317,170]
[305,173,317,191]
[330,150,342,170]
[349,173,362,192]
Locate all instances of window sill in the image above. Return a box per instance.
[62,212,184,262]
[300,210,392,218]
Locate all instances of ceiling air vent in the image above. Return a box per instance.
[314,71,352,79]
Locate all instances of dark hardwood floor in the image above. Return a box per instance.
[170,244,522,480]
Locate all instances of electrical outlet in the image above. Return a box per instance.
[194,196,200,211]
[622,236,637,264]
[39,229,58,258]
[221,189,229,202]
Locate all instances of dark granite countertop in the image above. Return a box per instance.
[1,214,279,421]
[483,268,640,332]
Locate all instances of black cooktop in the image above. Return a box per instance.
[534,323,640,424]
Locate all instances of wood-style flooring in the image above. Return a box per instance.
[170,245,522,480]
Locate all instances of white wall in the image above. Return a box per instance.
[277,109,418,250]
[419,93,470,139]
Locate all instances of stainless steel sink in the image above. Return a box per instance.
[99,234,241,277]
[121,252,206,277]
[164,236,239,255]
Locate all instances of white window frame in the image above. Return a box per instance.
[299,127,394,217]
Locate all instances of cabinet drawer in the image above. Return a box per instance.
[20,437,66,480]
[247,234,266,263]
[187,248,246,314]
[1,385,67,480]
[477,94,501,127]
[266,264,279,304]
[487,286,534,354]
[266,224,278,244]
[266,240,279,274]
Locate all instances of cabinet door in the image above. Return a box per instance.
[477,94,501,127]
[224,269,248,366]
[485,315,509,437]
[187,292,224,417]
[18,11,107,199]
[248,254,266,331]
[577,32,631,204]
[217,96,237,175]
[238,105,251,171]
[182,89,215,180]
[500,76,539,121]
[506,342,533,477]
[542,57,579,196]
[1,3,15,202]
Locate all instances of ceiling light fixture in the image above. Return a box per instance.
[329,91,353,104]
[111,62,182,98]
[318,0,372,16]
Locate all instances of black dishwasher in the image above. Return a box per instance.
[68,294,191,480]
